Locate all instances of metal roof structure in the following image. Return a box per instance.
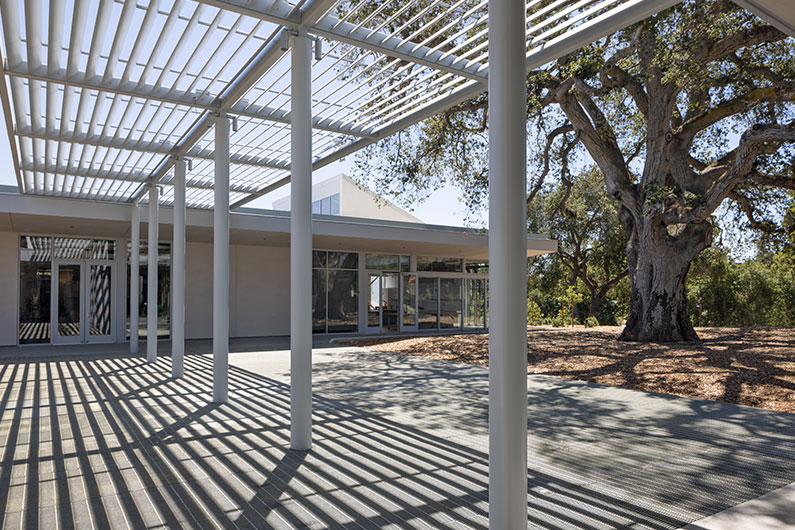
[0,0,787,210]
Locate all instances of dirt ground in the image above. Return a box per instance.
[339,327,795,413]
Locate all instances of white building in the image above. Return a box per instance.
[0,185,556,347]
[272,174,423,223]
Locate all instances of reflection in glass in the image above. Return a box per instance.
[440,278,462,328]
[418,277,438,329]
[89,265,112,335]
[382,273,399,331]
[417,256,463,272]
[365,254,399,270]
[312,269,327,333]
[327,270,358,332]
[368,274,381,327]
[58,264,81,337]
[327,251,358,269]
[402,275,416,327]
[127,242,171,338]
[465,279,486,328]
[19,262,51,344]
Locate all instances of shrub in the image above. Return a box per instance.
[585,316,600,328]
[527,300,543,325]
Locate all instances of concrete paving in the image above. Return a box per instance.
[681,482,795,529]
[1,338,795,528]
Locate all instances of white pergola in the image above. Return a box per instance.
[1,0,792,526]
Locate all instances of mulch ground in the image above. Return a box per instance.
[338,327,795,413]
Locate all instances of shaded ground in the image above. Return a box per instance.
[339,327,795,413]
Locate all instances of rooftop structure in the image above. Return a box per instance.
[272,174,422,222]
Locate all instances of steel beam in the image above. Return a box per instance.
[212,112,230,404]
[243,0,684,202]
[147,185,159,363]
[290,30,313,452]
[16,130,290,169]
[488,0,528,524]
[20,163,268,194]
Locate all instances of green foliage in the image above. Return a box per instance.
[585,316,600,328]
[527,300,544,325]
[688,242,795,327]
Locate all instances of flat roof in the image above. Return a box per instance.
[0,189,556,259]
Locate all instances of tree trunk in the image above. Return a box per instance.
[619,214,712,342]
[588,290,604,322]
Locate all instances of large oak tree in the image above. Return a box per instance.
[353,0,795,342]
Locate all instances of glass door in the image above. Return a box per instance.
[52,261,114,344]
[418,277,439,329]
[87,262,114,342]
[53,262,83,344]
[400,274,418,332]
[381,273,399,332]
[367,273,382,332]
[367,272,400,333]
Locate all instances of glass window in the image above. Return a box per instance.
[313,249,359,333]
[19,261,51,344]
[465,279,487,328]
[330,194,340,215]
[400,255,410,272]
[53,237,115,260]
[88,264,113,336]
[366,254,403,271]
[312,269,327,333]
[440,278,462,329]
[312,251,327,268]
[418,277,438,329]
[126,241,171,339]
[327,270,358,332]
[57,264,81,338]
[20,236,52,262]
[327,251,358,269]
[320,197,331,214]
[402,274,416,327]
[465,260,489,274]
[20,236,115,261]
[312,200,321,214]
[417,256,463,272]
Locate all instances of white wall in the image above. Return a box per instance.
[271,174,423,224]
[0,232,18,346]
[184,242,291,339]
[339,176,422,223]
[233,245,290,337]
[185,241,214,339]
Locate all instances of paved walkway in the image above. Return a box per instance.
[2,340,795,528]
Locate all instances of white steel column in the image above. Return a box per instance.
[290,31,313,451]
[488,0,528,524]
[130,204,140,354]
[172,158,186,378]
[213,113,230,403]
[147,185,159,363]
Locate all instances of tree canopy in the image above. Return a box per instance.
[353,0,795,341]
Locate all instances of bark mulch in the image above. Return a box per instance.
[338,327,795,413]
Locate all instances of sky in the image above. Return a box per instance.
[0,104,477,228]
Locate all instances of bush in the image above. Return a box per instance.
[527,300,543,325]
[585,316,600,328]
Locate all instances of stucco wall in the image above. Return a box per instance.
[0,231,18,346]
[185,242,290,339]
[185,241,214,339]
[339,177,422,223]
[233,245,290,337]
